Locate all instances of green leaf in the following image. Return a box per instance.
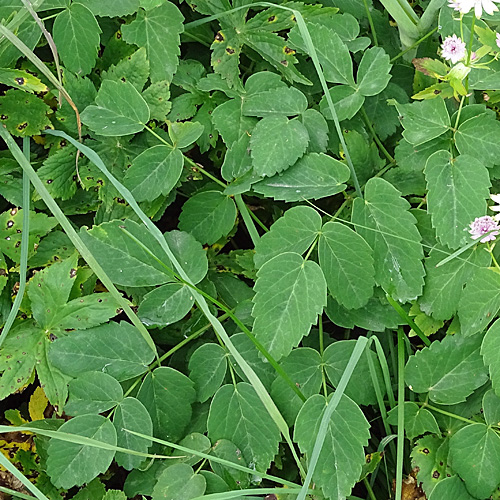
[250,116,309,177]
[481,319,500,397]
[102,47,150,91]
[0,68,48,93]
[137,366,196,442]
[178,190,237,245]
[323,340,384,406]
[124,145,184,202]
[455,114,500,168]
[209,439,250,490]
[138,283,194,327]
[65,372,123,416]
[428,476,475,500]
[152,464,206,500]
[320,85,365,122]
[252,252,326,360]
[482,390,500,426]
[319,222,375,309]
[81,80,150,136]
[221,134,253,182]
[188,343,228,403]
[103,491,127,500]
[143,81,172,121]
[242,86,307,117]
[113,397,153,470]
[449,423,500,498]
[356,47,392,96]
[46,415,117,489]
[458,268,500,336]
[390,99,450,146]
[122,4,184,83]
[212,98,257,146]
[49,321,156,381]
[301,109,329,153]
[352,178,425,302]
[254,206,321,269]
[405,334,488,404]
[168,121,204,148]
[386,402,440,439]
[171,433,211,467]
[426,151,490,248]
[294,394,370,500]
[207,382,280,471]
[37,146,78,201]
[53,3,101,75]
[253,152,350,202]
[83,0,140,16]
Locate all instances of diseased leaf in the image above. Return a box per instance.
[37,146,78,201]
[102,47,150,91]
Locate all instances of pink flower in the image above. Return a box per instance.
[469,215,500,243]
[441,34,467,64]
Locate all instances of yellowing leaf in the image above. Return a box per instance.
[29,386,49,421]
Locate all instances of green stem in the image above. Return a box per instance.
[395,327,406,500]
[418,402,477,424]
[364,477,378,500]
[235,194,260,246]
[362,0,378,46]
[360,107,396,165]
[453,95,466,130]
[390,26,439,63]
[304,237,318,261]
[248,207,269,232]
[319,316,328,398]
[418,0,446,33]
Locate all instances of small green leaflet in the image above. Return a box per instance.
[242,86,308,117]
[405,334,488,405]
[152,464,206,500]
[252,252,326,360]
[386,402,440,440]
[355,47,392,96]
[102,47,150,91]
[320,85,365,122]
[301,109,329,153]
[481,319,500,397]
[209,439,250,490]
[168,121,204,148]
[294,394,370,500]
[482,390,500,426]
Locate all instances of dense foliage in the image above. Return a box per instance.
[3,0,500,499]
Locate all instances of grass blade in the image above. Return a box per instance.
[395,327,406,500]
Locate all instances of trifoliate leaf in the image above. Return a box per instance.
[294,394,370,500]
[386,402,440,439]
[356,46,392,96]
[207,383,280,471]
[405,334,488,405]
[481,319,500,397]
[352,178,424,302]
[101,47,150,91]
[252,252,326,360]
[152,464,206,500]
[253,152,350,202]
[242,86,307,117]
[122,4,184,83]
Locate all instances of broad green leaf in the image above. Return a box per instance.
[65,372,123,416]
[168,121,204,148]
[271,348,323,425]
[352,178,424,302]
[482,390,500,426]
[124,145,183,202]
[81,80,150,136]
[242,86,307,117]
[449,423,500,498]
[207,382,280,471]
[425,151,490,249]
[252,252,327,360]
[37,146,78,201]
[103,491,127,500]
[253,152,350,202]
[356,46,392,96]
[301,109,329,153]
[428,476,475,500]
[458,267,500,336]
[102,47,150,91]
[390,99,450,146]
[188,343,228,403]
[250,116,309,177]
[455,114,500,168]
[49,321,155,381]
[81,220,173,286]
[221,134,253,182]
[319,85,365,122]
[178,190,237,245]
[0,17,41,68]
[137,366,196,442]
[294,394,370,500]
[143,81,172,121]
[53,3,101,75]
[405,334,488,405]
[419,246,490,320]
[481,319,500,397]
[254,206,321,269]
[386,402,440,439]
[113,397,153,470]
[46,415,117,488]
[323,340,384,406]
[122,4,184,83]
[319,222,375,309]
[83,0,140,16]
[152,464,206,500]
[170,433,211,467]
[138,283,194,327]
[212,98,257,146]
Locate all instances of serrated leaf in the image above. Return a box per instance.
[152,464,206,500]
[221,134,253,182]
[143,80,171,121]
[81,80,150,136]
[46,415,116,488]
[53,3,101,75]
[387,402,440,439]
[425,151,490,249]
[352,178,424,302]
[449,423,500,498]
[211,31,243,90]
[212,98,257,146]
[301,108,329,153]
[178,190,237,245]
[49,321,155,381]
[113,397,153,470]
[207,382,280,471]
[250,116,309,177]
[319,84,365,121]
[481,319,500,397]
[102,47,149,91]
[65,372,123,416]
[294,394,370,500]
[242,86,307,117]
[188,343,227,403]
[405,334,488,404]
[253,152,350,202]
[319,221,375,309]
[37,146,78,201]
[124,145,183,202]
[137,366,196,442]
[254,206,321,269]
[356,46,392,96]
[252,252,326,360]
[122,4,184,83]
[458,267,500,336]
